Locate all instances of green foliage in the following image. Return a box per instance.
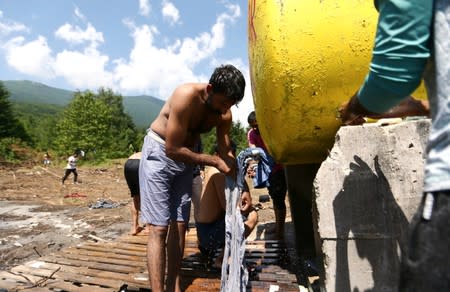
[3,80,164,128]
[0,137,33,162]
[13,102,62,150]
[54,89,138,160]
[200,120,249,155]
[0,82,30,142]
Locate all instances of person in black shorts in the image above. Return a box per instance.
[124,152,148,235]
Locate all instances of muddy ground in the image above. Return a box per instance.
[0,162,293,272]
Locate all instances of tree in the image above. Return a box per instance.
[54,89,139,160]
[0,82,29,141]
[97,88,138,158]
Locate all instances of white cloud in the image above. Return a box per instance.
[139,0,151,16]
[3,36,54,78]
[114,4,240,99]
[55,23,104,47]
[53,47,113,89]
[161,0,180,26]
[74,6,87,22]
[0,10,29,36]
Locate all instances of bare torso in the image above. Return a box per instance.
[150,83,226,148]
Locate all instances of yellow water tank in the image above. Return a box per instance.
[248,0,427,165]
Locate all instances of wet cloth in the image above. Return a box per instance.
[220,176,248,292]
[236,147,274,189]
[139,129,193,226]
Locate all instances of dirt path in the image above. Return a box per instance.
[0,163,291,271]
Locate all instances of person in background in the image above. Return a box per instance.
[191,143,257,268]
[247,111,287,240]
[124,152,149,235]
[339,1,449,290]
[61,152,79,185]
[43,152,51,167]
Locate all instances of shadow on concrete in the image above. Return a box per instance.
[332,155,409,291]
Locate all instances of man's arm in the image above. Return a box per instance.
[164,86,228,172]
[341,0,433,123]
[215,110,235,175]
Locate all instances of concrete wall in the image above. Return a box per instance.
[313,120,430,291]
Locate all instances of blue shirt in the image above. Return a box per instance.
[357,0,433,113]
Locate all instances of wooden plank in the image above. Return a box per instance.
[11,265,125,289]
[22,260,149,288]
[45,280,116,292]
[39,255,140,274]
[62,246,146,262]
[72,244,147,257]
[82,242,147,253]
[51,252,147,269]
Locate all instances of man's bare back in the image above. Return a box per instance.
[151,83,228,146]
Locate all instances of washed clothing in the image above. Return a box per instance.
[236,147,274,189]
[124,159,140,197]
[221,176,248,292]
[139,130,193,226]
[247,128,283,173]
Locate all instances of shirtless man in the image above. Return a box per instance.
[139,64,247,292]
[192,144,258,268]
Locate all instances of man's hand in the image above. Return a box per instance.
[339,93,429,126]
[240,191,252,214]
[215,156,232,175]
[338,93,372,126]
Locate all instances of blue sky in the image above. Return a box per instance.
[0,0,254,125]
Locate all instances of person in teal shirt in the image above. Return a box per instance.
[340,0,449,291]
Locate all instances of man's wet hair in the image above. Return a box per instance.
[247,111,256,124]
[209,64,245,105]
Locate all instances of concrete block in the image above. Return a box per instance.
[313,119,430,291]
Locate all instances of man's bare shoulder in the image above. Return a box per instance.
[170,83,205,102]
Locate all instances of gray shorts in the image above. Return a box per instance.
[139,131,193,226]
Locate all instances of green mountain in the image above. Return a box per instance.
[3,80,164,128]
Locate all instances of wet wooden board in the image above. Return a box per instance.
[0,228,299,291]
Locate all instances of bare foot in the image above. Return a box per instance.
[130,226,143,236]
[138,227,150,236]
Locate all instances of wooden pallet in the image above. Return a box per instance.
[0,229,300,291]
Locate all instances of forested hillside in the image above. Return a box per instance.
[3,80,164,129]
[0,81,250,163]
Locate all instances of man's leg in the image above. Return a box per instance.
[268,169,287,240]
[61,169,70,184]
[73,169,78,183]
[166,221,187,292]
[130,196,142,235]
[147,224,169,292]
